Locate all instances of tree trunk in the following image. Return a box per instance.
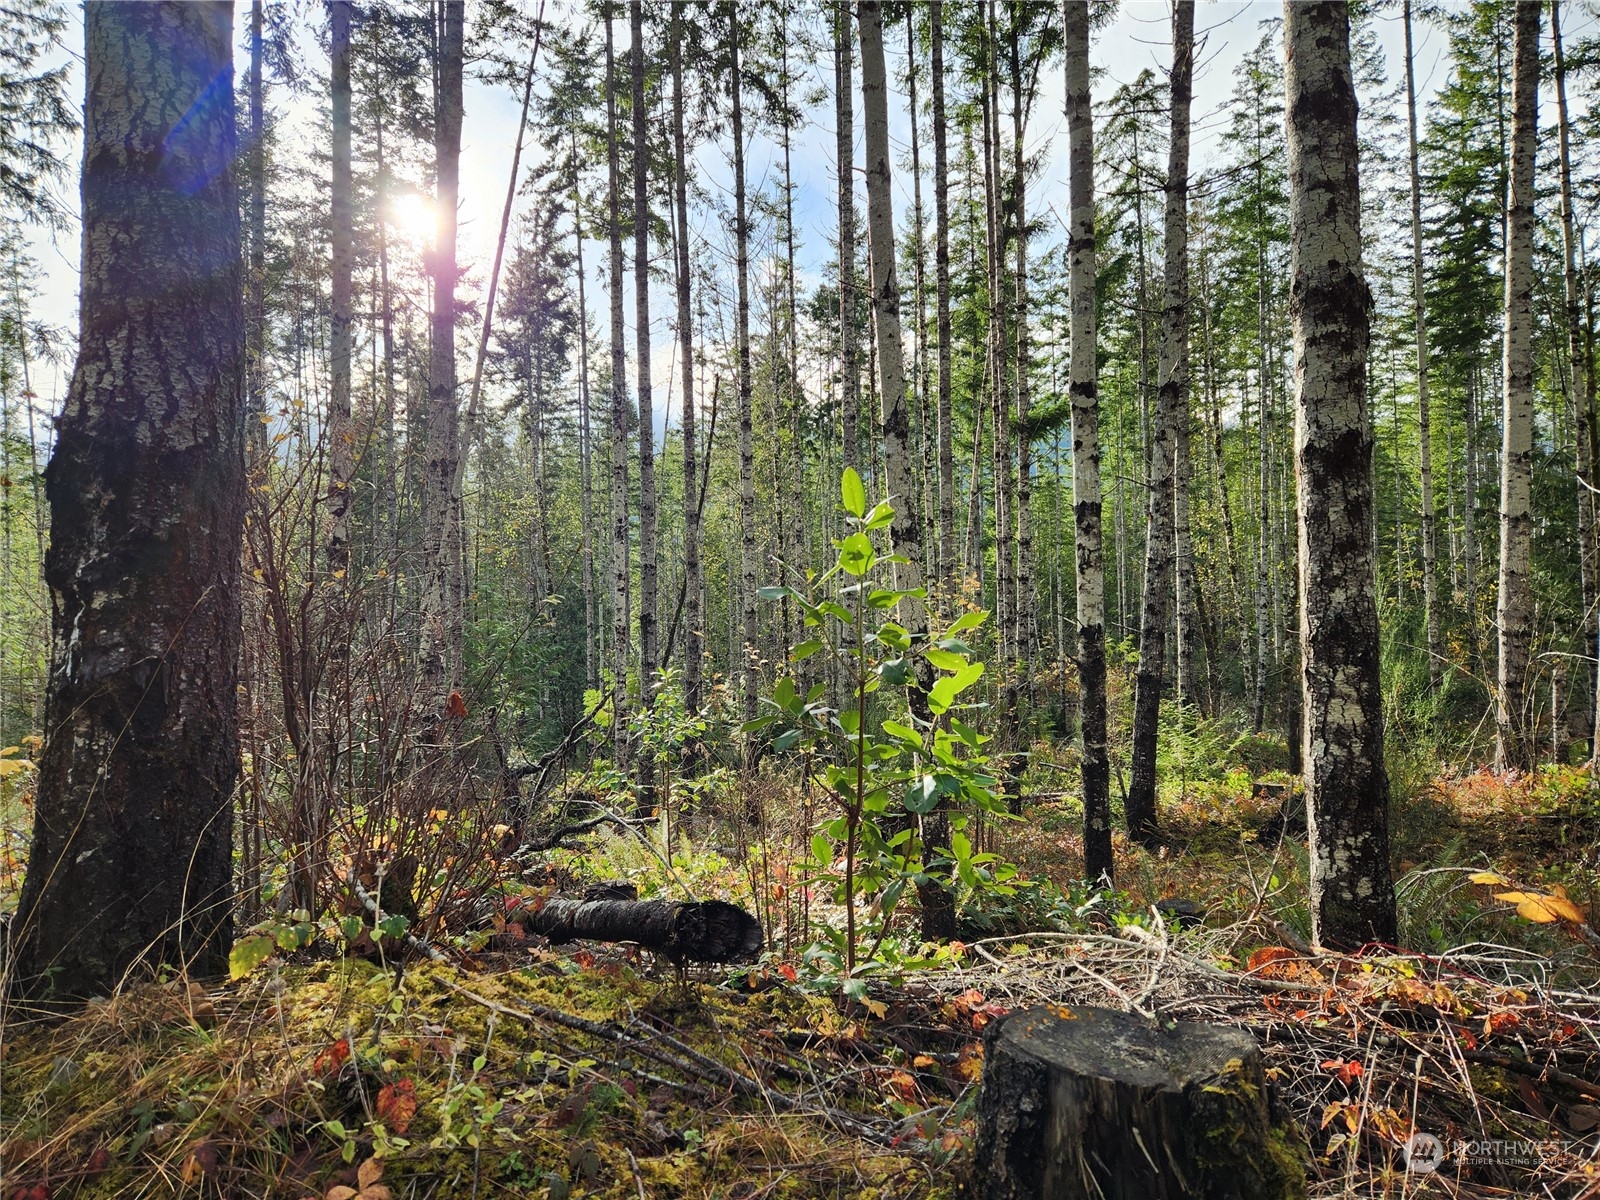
[1402,0,1442,695]
[973,1006,1305,1200]
[1552,0,1596,760]
[1010,9,1034,702]
[836,1,860,476]
[605,8,632,762]
[671,9,701,718]
[730,6,759,739]
[1496,0,1539,771]
[632,0,657,688]
[858,0,950,941]
[573,138,598,692]
[327,0,354,579]
[931,2,955,598]
[247,0,265,448]
[15,0,245,998]
[1064,1,1111,887]
[1125,0,1192,848]
[1285,0,1396,949]
[419,0,464,702]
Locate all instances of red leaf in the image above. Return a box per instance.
[445,690,468,718]
[778,963,798,982]
[312,1038,351,1075]
[376,1078,418,1134]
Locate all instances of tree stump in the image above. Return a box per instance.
[973,1005,1306,1200]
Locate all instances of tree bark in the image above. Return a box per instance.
[605,7,632,763]
[858,0,950,940]
[835,1,860,476]
[1552,0,1596,760]
[419,0,464,702]
[1125,0,1193,847]
[15,0,244,998]
[931,2,955,598]
[1284,0,1396,949]
[1402,0,1442,695]
[730,5,759,739]
[631,0,657,688]
[671,9,701,718]
[327,0,354,579]
[1065,1,1111,887]
[246,0,265,447]
[973,1006,1305,1200]
[1496,0,1539,771]
[511,895,762,965]
[573,137,598,692]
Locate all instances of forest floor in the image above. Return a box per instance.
[4,757,1600,1199]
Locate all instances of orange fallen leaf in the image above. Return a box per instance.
[375,1079,417,1135]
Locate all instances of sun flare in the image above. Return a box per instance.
[389,191,435,244]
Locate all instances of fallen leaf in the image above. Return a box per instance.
[1469,871,1512,886]
[375,1080,417,1135]
[312,1038,351,1076]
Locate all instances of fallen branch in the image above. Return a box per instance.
[510,896,762,965]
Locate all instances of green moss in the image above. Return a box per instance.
[1190,1058,1309,1200]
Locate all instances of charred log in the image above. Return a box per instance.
[511,897,762,965]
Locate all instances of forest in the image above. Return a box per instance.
[3,0,1600,1196]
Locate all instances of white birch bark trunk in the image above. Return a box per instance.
[1284,0,1396,948]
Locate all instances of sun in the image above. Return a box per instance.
[389,191,435,245]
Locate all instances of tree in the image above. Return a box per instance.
[14,0,245,996]
[605,4,631,760]
[1401,0,1442,694]
[1551,0,1594,760]
[1495,0,1538,771]
[729,2,758,739]
[1284,0,1395,948]
[858,0,949,939]
[0,0,75,228]
[631,0,657,687]
[930,1,955,596]
[670,6,702,718]
[1125,0,1192,847]
[326,0,353,577]
[835,0,860,476]
[1064,0,1111,886]
[418,0,464,701]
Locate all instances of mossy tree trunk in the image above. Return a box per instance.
[15,0,245,999]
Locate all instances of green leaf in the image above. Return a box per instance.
[758,585,798,602]
[943,610,989,636]
[377,914,410,941]
[881,720,922,747]
[811,834,834,865]
[741,714,779,733]
[772,729,802,753]
[841,468,867,518]
[229,933,276,981]
[791,639,824,661]
[905,775,941,814]
[878,657,911,686]
[839,532,876,577]
[864,500,895,530]
[774,676,798,710]
[925,647,967,672]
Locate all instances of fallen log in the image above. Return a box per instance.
[510,895,763,965]
[973,1005,1307,1200]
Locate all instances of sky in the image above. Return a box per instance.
[16,0,1598,437]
